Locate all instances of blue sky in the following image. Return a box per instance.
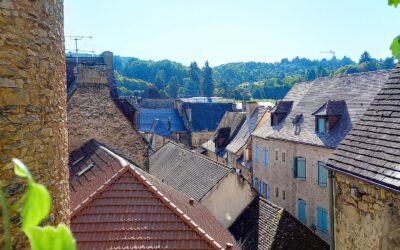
[64,0,400,66]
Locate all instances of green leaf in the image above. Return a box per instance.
[12,158,33,182]
[389,0,400,7]
[24,224,76,250]
[390,36,400,59]
[21,182,51,229]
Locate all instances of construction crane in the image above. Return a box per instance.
[320,50,336,58]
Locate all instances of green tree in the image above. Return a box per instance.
[359,51,372,64]
[142,85,161,99]
[188,62,201,96]
[168,76,179,98]
[305,68,317,81]
[202,61,214,97]
[154,70,166,90]
[382,57,395,69]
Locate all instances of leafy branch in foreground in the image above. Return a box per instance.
[0,159,76,250]
[389,0,400,59]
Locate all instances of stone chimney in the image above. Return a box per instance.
[0,0,69,247]
[246,101,259,119]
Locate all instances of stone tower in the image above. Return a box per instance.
[0,0,69,247]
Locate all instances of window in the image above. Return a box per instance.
[275,150,279,161]
[264,183,271,200]
[318,161,328,187]
[317,117,326,133]
[252,176,259,189]
[258,180,263,194]
[297,199,307,224]
[275,187,279,197]
[317,207,328,234]
[255,144,259,162]
[282,190,286,200]
[294,157,306,180]
[282,152,286,163]
[263,147,268,166]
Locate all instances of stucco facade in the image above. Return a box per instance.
[0,0,69,247]
[333,173,400,250]
[252,136,332,242]
[201,172,255,228]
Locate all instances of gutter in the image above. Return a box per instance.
[328,170,335,250]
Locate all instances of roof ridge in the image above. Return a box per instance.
[162,141,232,171]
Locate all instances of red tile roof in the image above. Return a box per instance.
[69,139,239,250]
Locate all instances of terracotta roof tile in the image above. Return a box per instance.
[70,139,239,250]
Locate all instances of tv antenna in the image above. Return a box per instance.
[320,50,336,58]
[65,35,94,55]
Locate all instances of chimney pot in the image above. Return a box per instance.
[189,198,194,205]
[226,243,233,249]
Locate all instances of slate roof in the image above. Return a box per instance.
[229,196,329,250]
[226,107,268,154]
[138,108,187,133]
[69,139,239,250]
[140,98,175,109]
[253,70,391,148]
[149,142,231,201]
[327,65,400,191]
[149,119,173,137]
[202,112,246,156]
[182,102,235,132]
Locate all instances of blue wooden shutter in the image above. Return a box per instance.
[266,184,270,200]
[318,162,327,187]
[293,157,298,177]
[298,157,306,179]
[317,207,328,233]
[255,144,259,161]
[317,118,326,133]
[263,147,268,166]
[258,181,263,194]
[297,199,306,223]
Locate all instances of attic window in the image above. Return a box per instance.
[77,163,95,176]
[316,117,327,133]
[215,127,231,148]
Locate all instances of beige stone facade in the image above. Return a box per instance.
[200,172,255,228]
[252,136,332,242]
[191,131,214,148]
[333,173,400,250]
[0,0,69,247]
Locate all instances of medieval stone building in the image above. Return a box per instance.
[0,0,69,247]
[67,52,149,169]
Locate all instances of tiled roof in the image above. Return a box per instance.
[138,108,187,133]
[182,102,235,132]
[140,98,175,109]
[229,196,329,250]
[149,142,231,201]
[149,119,173,137]
[69,139,239,250]
[202,112,246,156]
[253,70,391,148]
[327,64,400,191]
[226,107,268,154]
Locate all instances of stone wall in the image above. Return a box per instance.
[77,64,108,84]
[191,131,214,148]
[0,0,69,247]
[334,173,400,250]
[67,82,149,168]
[252,136,332,243]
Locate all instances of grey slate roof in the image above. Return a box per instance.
[182,102,235,132]
[229,196,329,250]
[202,112,246,156]
[226,107,268,154]
[139,99,175,109]
[149,142,231,201]
[138,108,187,133]
[327,65,400,191]
[253,70,391,149]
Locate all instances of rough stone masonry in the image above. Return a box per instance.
[0,0,69,247]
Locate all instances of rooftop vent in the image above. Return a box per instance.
[77,163,95,176]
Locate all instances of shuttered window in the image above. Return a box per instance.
[317,117,326,133]
[297,199,307,224]
[263,147,268,167]
[318,161,327,187]
[317,207,328,234]
[294,157,306,180]
[255,144,259,162]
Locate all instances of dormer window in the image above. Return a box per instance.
[270,101,293,126]
[312,100,346,135]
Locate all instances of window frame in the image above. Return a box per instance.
[282,152,286,163]
[263,146,269,167]
[255,144,259,162]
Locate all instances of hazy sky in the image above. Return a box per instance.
[64,0,400,66]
